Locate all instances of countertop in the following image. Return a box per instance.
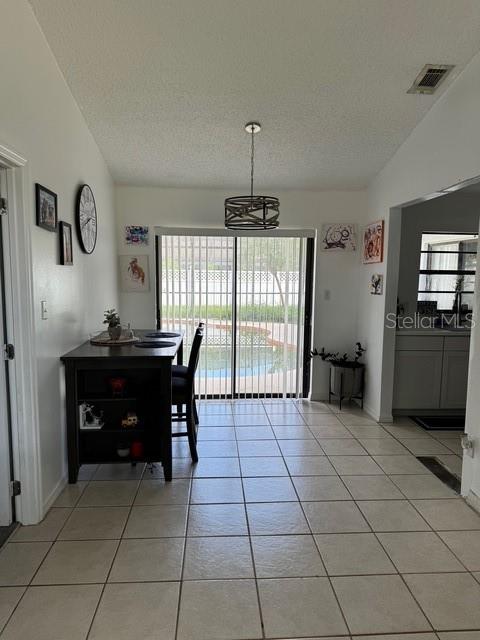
[395,328,471,336]
[61,330,184,360]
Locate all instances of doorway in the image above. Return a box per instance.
[156,231,314,399]
[0,166,15,533]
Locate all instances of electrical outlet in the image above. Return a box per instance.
[41,300,48,320]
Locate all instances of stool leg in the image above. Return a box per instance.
[186,401,198,462]
[193,398,199,426]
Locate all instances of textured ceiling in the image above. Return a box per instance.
[29,0,480,190]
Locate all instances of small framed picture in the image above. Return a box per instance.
[59,221,73,265]
[370,273,383,295]
[35,183,58,232]
[125,225,149,246]
[119,255,150,292]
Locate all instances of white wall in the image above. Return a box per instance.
[115,185,367,399]
[398,194,480,315]
[0,0,118,516]
[358,47,480,501]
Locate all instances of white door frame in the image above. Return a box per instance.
[0,143,42,525]
[0,167,13,525]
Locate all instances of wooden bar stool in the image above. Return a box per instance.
[171,327,203,462]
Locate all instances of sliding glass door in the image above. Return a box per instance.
[156,231,313,399]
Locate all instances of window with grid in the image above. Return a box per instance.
[417,232,478,312]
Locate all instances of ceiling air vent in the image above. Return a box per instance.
[407,64,455,95]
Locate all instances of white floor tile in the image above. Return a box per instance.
[258,577,348,638]
[377,531,465,573]
[177,579,262,640]
[188,503,248,536]
[252,534,325,577]
[439,530,480,570]
[246,502,310,535]
[0,584,102,640]
[89,582,179,640]
[332,574,430,634]
[108,538,184,582]
[404,572,480,630]
[243,476,298,502]
[303,501,370,534]
[183,536,253,579]
[190,477,244,503]
[0,543,51,586]
[315,532,395,575]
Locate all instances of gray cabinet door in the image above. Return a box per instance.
[440,351,469,409]
[393,351,443,409]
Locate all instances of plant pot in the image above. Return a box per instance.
[108,324,122,341]
[330,362,364,398]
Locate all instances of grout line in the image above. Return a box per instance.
[84,464,146,639]
[172,471,192,640]
[236,420,267,640]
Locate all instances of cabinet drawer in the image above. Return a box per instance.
[396,335,444,351]
[444,336,470,351]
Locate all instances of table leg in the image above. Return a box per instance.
[65,364,80,483]
[160,363,172,481]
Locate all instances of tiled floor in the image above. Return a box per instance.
[1,400,478,640]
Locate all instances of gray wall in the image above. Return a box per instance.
[398,193,480,315]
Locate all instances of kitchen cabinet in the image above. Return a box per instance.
[393,350,443,409]
[440,351,469,409]
[393,332,470,411]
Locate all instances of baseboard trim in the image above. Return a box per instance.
[42,475,67,518]
[361,403,382,423]
[466,489,480,515]
[310,393,327,402]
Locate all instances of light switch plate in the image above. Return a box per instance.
[41,300,48,320]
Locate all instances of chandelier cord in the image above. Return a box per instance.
[250,125,254,198]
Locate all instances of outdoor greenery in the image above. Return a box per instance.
[163,304,299,323]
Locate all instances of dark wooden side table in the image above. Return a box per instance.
[61,330,184,482]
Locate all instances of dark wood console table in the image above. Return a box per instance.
[61,330,183,483]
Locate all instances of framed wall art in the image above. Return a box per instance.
[363,220,384,264]
[321,223,356,252]
[370,273,383,295]
[59,221,73,265]
[125,225,149,246]
[119,255,150,292]
[35,183,58,232]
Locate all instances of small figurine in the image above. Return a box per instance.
[121,411,139,429]
[125,323,135,339]
[79,403,104,430]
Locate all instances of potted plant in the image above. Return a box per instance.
[311,342,366,408]
[103,309,122,341]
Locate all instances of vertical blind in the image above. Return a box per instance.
[158,232,310,399]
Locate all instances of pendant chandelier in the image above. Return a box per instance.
[224,122,280,230]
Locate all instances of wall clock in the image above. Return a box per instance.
[76,184,97,254]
